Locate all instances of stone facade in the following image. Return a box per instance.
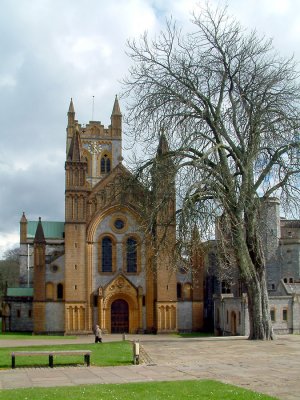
[2,97,205,334]
[4,97,298,337]
[213,199,300,335]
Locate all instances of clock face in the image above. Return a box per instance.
[114,219,125,230]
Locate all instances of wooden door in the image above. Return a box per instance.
[111,299,129,333]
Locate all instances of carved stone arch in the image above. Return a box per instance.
[103,291,136,311]
[97,274,141,333]
[103,291,138,334]
[87,205,144,243]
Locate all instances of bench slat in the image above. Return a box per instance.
[12,350,91,356]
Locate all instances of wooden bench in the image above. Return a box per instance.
[11,350,91,369]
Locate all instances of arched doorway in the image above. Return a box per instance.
[231,311,237,335]
[111,299,129,333]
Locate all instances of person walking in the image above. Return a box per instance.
[95,324,102,343]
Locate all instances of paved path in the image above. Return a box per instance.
[1,334,300,400]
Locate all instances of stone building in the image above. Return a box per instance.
[2,97,204,334]
[214,198,300,335]
[3,97,298,336]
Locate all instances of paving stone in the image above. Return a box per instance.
[1,334,300,399]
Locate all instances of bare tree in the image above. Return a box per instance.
[2,248,20,263]
[123,5,300,340]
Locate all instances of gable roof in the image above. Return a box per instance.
[89,162,133,196]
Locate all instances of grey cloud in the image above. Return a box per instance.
[0,0,299,255]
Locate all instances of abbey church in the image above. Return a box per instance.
[3,96,300,336]
[2,97,204,334]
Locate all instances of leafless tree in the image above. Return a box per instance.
[2,248,20,263]
[123,4,300,340]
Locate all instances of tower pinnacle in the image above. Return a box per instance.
[68,98,75,113]
[157,131,169,156]
[34,217,46,244]
[67,128,82,162]
[111,95,121,116]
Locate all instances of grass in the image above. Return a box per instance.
[0,380,278,400]
[0,342,132,369]
[0,331,76,340]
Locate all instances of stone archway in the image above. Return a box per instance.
[231,311,237,335]
[111,299,129,333]
[99,274,143,333]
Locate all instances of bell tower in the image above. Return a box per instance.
[64,99,89,333]
[152,133,177,332]
[33,217,46,333]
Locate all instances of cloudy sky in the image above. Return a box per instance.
[0,0,299,257]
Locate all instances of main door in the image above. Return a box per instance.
[111,299,129,333]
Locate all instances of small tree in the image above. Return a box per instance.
[0,248,20,297]
[123,5,300,339]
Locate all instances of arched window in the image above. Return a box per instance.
[101,154,111,174]
[57,283,64,300]
[46,282,54,300]
[183,283,192,300]
[126,237,137,273]
[102,236,113,272]
[177,283,182,299]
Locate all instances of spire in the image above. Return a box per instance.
[20,212,28,244]
[20,211,27,223]
[67,128,82,162]
[111,95,122,137]
[111,95,121,116]
[34,217,46,244]
[68,98,75,113]
[68,98,75,128]
[157,131,169,156]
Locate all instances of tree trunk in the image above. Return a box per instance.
[246,269,274,340]
[231,217,274,340]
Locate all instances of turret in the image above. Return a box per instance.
[33,218,46,302]
[152,132,177,332]
[152,132,176,224]
[33,217,46,333]
[67,128,82,162]
[65,128,87,223]
[66,98,76,156]
[68,98,75,126]
[111,95,122,137]
[20,212,28,244]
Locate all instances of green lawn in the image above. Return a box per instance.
[0,331,76,340]
[0,380,278,400]
[0,342,132,369]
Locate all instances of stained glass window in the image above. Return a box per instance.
[101,154,111,173]
[126,238,137,273]
[102,236,112,272]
